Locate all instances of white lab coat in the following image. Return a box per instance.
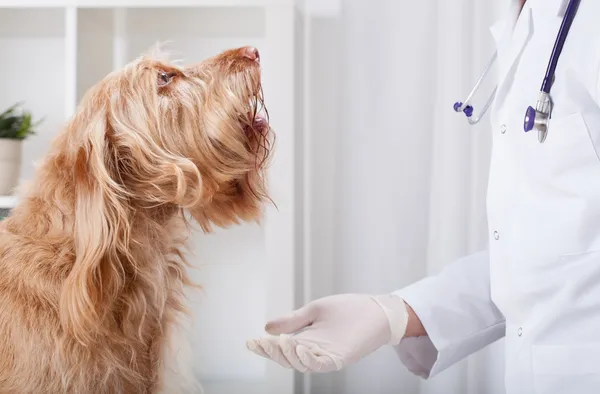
[393,0,600,393]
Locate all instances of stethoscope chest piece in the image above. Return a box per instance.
[523,91,552,143]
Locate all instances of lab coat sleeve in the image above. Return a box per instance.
[391,250,506,379]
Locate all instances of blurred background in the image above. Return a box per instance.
[0,0,507,393]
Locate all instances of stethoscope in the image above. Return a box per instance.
[453,0,581,143]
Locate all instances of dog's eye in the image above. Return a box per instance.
[158,71,176,87]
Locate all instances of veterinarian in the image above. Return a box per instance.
[247,0,600,393]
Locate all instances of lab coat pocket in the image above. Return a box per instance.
[537,111,600,257]
[545,111,600,180]
[532,343,600,394]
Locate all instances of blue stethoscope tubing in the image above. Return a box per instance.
[453,0,581,143]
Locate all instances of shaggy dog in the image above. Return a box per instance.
[0,45,273,393]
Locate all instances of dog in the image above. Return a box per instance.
[0,45,273,393]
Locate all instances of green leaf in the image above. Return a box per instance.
[0,102,22,120]
[0,102,42,140]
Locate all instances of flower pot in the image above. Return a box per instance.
[0,139,22,195]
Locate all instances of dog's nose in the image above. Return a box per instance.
[241,46,260,63]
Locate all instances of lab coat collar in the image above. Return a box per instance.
[488,0,570,112]
[490,0,570,31]
[489,1,533,109]
[489,0,529,46]
[556,0,570,17]
[488,0,571,51]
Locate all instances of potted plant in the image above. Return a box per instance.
[0,102,41,195]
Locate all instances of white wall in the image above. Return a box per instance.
[0,9,66,182]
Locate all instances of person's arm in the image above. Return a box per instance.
[404,302,427,337]
[392,249,506,379]
[246,249,504,376]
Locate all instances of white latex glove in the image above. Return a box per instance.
[246,293,409,373]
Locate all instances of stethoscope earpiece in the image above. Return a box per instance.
[453,102,473,117]
[452,51,498,125]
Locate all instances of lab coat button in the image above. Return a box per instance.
[493,231,499,240]
[517,327,523,336]
[500,124,507,134]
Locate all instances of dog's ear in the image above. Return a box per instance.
[59,110,130,346]
[59,90,205,345]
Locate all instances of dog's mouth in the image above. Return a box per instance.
[242,83,269,134]
[244,113,268,134]
[239,83,272,170]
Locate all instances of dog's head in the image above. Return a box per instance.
[69,45,273,232]
[54,46,274,345]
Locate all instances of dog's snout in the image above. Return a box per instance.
[241,47,260,63]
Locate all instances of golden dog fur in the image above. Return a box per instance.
[0,45,273,393]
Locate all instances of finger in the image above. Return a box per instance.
[246,337,291,370]
[278,335,309,373]
[265,304,317,335]
[296,344,342,373]
[259,337,293,369]
[246,339,270,359]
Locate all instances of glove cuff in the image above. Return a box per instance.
[371,294,409,346]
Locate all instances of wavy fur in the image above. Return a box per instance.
[0,45,273,393]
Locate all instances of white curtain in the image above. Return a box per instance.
[304,0,508,393]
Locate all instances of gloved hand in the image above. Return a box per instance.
[246,293,409,373]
